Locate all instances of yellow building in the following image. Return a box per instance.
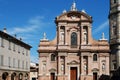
[0,28,31,80]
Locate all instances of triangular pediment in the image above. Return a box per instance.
[55,11,92,22]
[67,60,79,65]
[49,68,56,72]
[92,68,99,72]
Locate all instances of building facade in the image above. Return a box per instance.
[38,2,110,80]
[0,28,31,80]
[109,0,120,75]
[30,62,38,80]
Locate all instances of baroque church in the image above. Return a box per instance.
[38,2,110,80]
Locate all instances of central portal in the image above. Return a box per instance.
[70,67,77,80]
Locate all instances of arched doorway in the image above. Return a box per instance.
[2,72,8,80]
[25,73,29,80]
[19,73,23,80]
[11,73,16,80]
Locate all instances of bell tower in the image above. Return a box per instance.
[109,0,120,72]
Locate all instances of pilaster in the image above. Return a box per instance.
[65,56,68,75]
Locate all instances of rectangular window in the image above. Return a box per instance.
[26,49,28,56]
[18,45,20,53]
[1,38,4,47]
[18,60,20,68]
[22,61,24,69]
[13,43,15,51]
[8,57,11,67]
[8,41,11,50]
[22,47,24,55]
[13,58,15,68]
[26,61,28,69]
[0,55,4,66]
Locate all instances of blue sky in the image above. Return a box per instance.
[0,0,109,63]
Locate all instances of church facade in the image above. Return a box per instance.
[38,2,110,80]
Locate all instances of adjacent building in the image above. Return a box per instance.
[109,0,120,80]
[30,62,38,80]
[38,2,110,80]
[0,28,31,80]
[109,0,120,75]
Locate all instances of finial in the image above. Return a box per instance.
[14,34,17,38]
[102,33,105,40]
[71,1,77,11]
[20,38,22,41]
[3,27,7,33]
[99,32,107,40]
[43,32,47,40]
[41,32,48,41]
[63,9,67,13]
[81,9,86,13]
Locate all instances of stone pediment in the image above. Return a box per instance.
[92,68,99,72]
[49,68,56,72]
[67,60,79,65]
[67,26,79,32]
[55,11,92,23]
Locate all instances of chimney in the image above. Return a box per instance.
[14,34,17,38]
[20,38,22,41]
[3,27,7,33]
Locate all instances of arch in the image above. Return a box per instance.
[2,72,8,80]
[25,73,29,80]
[11,72,16,80]
[51,54,56,61]
[93,54,97,61]
[71,32,77,46]
[19,73,23,80]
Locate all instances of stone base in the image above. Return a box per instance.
[80,75,93,80]
[38,76,50,80]
[57,75,68,80]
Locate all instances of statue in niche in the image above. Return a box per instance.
[102,63,105,71]
[84,64,87,71]
[43,63,46,71]
[60,32,64,44]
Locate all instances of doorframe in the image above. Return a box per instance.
[68,65,80,80]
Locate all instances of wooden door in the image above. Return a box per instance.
[70,67,77,80]
[93,73,97,80]
[51,73,55,80]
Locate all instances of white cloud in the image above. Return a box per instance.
[8,16,45,34]
[30,55,39,63]
[93,20,109,34]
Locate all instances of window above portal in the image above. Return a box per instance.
[93,54,97,61]
[71,32,77,47]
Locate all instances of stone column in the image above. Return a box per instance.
[58,56,61,75]
[15,75,18,80]
[88,55,92,75]
[81,26,83,44]
[7,75,11,80]
[57,55,61,80]
[88,25,91,44]
[58,26,60,45]
[65,56,68,80]
[80,55,83,80]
